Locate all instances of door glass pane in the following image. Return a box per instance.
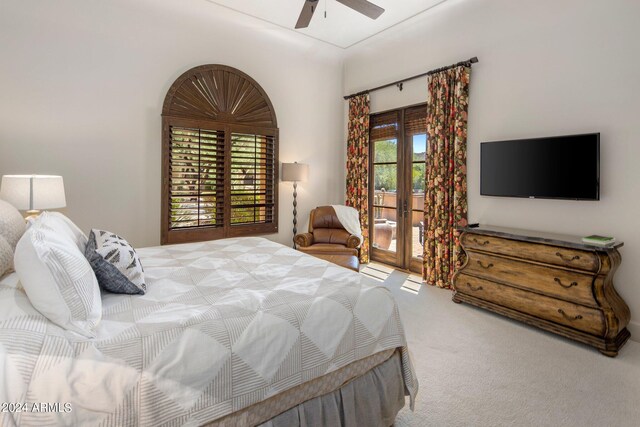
[412,212,424,259]
[374,139,398,163]
[412,162,426,195]
[373,208,397,253]
[373,164,397,208]
[411,152,426,259]
[412,134,427,161]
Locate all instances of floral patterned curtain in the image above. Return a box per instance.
[346,94,371,263]
[423,66,470,288]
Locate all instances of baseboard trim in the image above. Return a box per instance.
[628,321,639,343]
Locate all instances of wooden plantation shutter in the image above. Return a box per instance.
[162,65,279,244]
[230,133,276,227]
[169,127,225,229]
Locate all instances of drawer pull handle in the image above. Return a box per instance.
[466,283,483,291]
[554,277,578,289]
[476,261,494,269]
[555,252,580,263]
[557,309,583,321]
[473,238,490,246]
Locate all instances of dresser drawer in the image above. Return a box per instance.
[454,274,605,336]
[464,251,597,307]
[461,233,600,272]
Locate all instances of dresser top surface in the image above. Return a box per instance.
[458,225,623,251]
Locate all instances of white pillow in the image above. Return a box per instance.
[29,211,88,252]
[14,219,101,338]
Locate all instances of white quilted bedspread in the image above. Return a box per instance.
[0,237,417,426]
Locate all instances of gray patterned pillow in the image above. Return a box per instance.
[0,199,26,249]
[0,235,12,278]
[85,229,146,295]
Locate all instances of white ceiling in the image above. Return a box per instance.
[206,0,448,49]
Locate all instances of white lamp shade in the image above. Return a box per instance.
[0,175,66,211]
[281,163,309,182]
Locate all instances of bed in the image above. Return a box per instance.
[0,236,418,426]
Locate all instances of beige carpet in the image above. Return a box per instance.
[375,267,640,427]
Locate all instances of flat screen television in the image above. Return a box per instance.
[480,133,600,200]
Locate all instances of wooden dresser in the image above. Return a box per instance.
[452,226,630,356]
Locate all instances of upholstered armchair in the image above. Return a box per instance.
[294,206,360,257]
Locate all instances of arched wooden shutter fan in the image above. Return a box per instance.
[161,65,279,244]
[163,65,277,127]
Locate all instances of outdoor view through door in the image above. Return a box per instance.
[370,104,427,273]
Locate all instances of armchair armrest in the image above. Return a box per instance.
[346,235,361,249]
[294,233,314,248]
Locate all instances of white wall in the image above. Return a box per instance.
[0,0,346,248]
[344,0,640,340]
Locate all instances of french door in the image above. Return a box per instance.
[369,104,427,273]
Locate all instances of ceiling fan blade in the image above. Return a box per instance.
[295,0,319,29]
[335,0,385,19]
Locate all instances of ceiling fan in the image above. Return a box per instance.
[295,0,385,29]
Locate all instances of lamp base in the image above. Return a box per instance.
[292,182,298,249]
[24,210,41,221]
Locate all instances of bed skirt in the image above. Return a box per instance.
[210,349,406,427]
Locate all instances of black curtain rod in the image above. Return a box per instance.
[343,56,478,100]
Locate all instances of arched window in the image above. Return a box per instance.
[161,65,279,244]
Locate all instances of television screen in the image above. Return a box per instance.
[480,133,600,200]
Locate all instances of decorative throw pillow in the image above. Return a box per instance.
[30,211,88,252]
[85,229,146,295]
[0,235,12,278]
[0,199,26,249]
[14,220,102,337]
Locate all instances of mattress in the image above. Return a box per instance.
[0,237,417,426]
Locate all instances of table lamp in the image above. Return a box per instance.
[0,175,66,219]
